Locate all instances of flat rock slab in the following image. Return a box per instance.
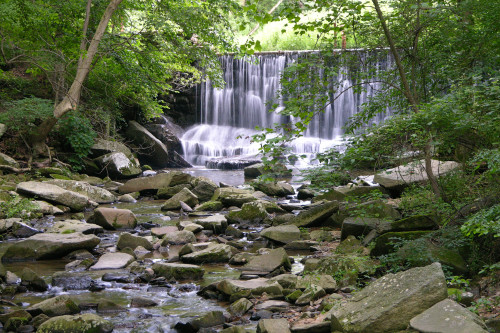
[152,262,204,280]
[192,215,228,233]
[255,300,291,312]
[242,248,291,274]
[330,262,448,332]
[48,220,104,235]
[44,179,115,203]
[162,230,196,245]
[118,172,187,194]
[217,278,283,297]
[90,252,135,270]
[2,233,100,261]
[17,181,90,211]
[257,318,291,333]
[374,159,460,190]
[290,201,340,227]
[181,243,233,264]
[410,299,488,333]
[89,207,137,229]
[37,313,113,333]
[261,225,301,244]
[151,226,178,237]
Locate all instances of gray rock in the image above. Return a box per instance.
[0,152,19,168]
[217,278,283,298]
[255,300,291,311]
[253,181,295,197]
[290,201,340,227]
[27,295,80,317]
[48,220,103,235]
[341,217,391,240]
[261,225,301,244]
[176,311,225,332]
[11,221,40,238]
[161,187,199,211]
[117,194,136,203]
[181,243,233,264]
[88,207,137,229]
[44,179,115,203]
[90,252,135,270]
[330,262,448,332]
[226,201,269,225]
[228,298,253,316]
[257,318,291,333]
[130,297,158,308]
[90,138,134,158]
[17,181,90,211]
[295,285,326,305]
[20,267,48,291]
[37,313,113,333]
[192,214,228,234]
[161,230,196,245]
[52,272,93,290]
[152,262,204,280]
[32,201,64,215]
[117,232,153,251]
[212,187,258,207]
[124,120,170,168]
[94,152,142,178]
[119,171,191,194]
[242,248,291,275]
[410,299,488,333]
[297,274,337,293]
[192,176,219,202]
[374,159,461,191]
[2,233,100,261]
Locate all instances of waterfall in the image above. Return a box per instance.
[181,50,393,168]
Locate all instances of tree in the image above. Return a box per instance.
[0,0,239,155]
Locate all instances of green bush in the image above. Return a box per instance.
[0,97,53,133]
[461,205,500,239]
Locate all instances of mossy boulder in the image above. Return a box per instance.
[119,172,190,194]
[252,181,295,197]
[228,298,253,316]
[44,179,115,204]
[341,217,391,240]
[289,201,340,227]
[242,248,291,274]
[157,184,193,199]
[191,214,228,234]
[191,176,219,202]
[117,232,153,251]
[17,181,90,211]
[212,187,257,207]
[27,295,80,317]
[194,200,224,211]
[260,225,301,244]
[371,230,433,256]
[2,233,100,261]
[20,267,48,291]
[317,253,378,288]
[161,230,196,245]
[37,313,113,333]
[226,201,268,225]
[161,187,199,210]
[217,278,283,298]
[330,263,448,332]
[152,262,204,280]
[389,215,438,231]
[181,243,233,264]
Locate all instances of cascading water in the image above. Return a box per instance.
[181,50,393,168]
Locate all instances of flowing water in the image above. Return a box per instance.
[181,51,393,167]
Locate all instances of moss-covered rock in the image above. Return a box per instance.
[161,187,198,211]
[228,298,253,316]
[117,232,153,251]
[289,201,340,227]
[27,295,80,317]
[161,230,196,245]
[20,267,48,291]
[181,243,233,264]
[260,225,301,244]
[371,230,433,256]
[252,181,295,197]
[211,187,257,207]
[152,262,204,280]
[37,313,113,333]
[191,176,219,202]
[194,200,224,211]
[157,183,193,199]
[227,201,269,225]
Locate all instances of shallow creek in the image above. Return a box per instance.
[2,167,310,332]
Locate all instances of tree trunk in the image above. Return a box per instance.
[372,0,441,198]
[30,0,123,151]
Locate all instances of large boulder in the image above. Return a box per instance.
[0,152,19,168]
[93,152,142,178]
[37,313,113,333]
[289,201,340,227]
[253,181,295,197]
[48,220,104,235]
[226,201,269,225]
[374,159,461,193]
[191,176,219,202]
[152,262,204,280]
[260,225,301,244]
[161,230,197,245]
[125,120,170,168]
[90,252,135,270]
[44,179,115,203]
[88,207,137,230]
[191,215,228,234]
[217,278,283,298]
[2,233,100,261]
[175,311,225,332]
[409,299,488,333]
[52,272,93,290]
[181,243,233,264]
[329,262,448,332]
[90,138,133,158]
[118,171,191,194]
[143,122,191,168]
[212,187,257,207]
[242,248,291,275]
[27,295,80,317]
[117,232,153,251]
[257,319,291,333]
[161,187,199,211]
[17,181,90,211]
[341,217,391,240]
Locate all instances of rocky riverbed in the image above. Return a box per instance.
[0,163,495,333]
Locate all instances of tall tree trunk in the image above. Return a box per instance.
[30,0,122,152]
[371,0,441,198]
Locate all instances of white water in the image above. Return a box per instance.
[181,51,393,167]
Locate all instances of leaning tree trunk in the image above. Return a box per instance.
[30,0,123,154]
[371,0,441,198]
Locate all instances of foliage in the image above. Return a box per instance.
[461,205,500,239]
[0,196,39,219]
[54,112,97,170]
[301,166,351,190]
[0,97,53,134]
